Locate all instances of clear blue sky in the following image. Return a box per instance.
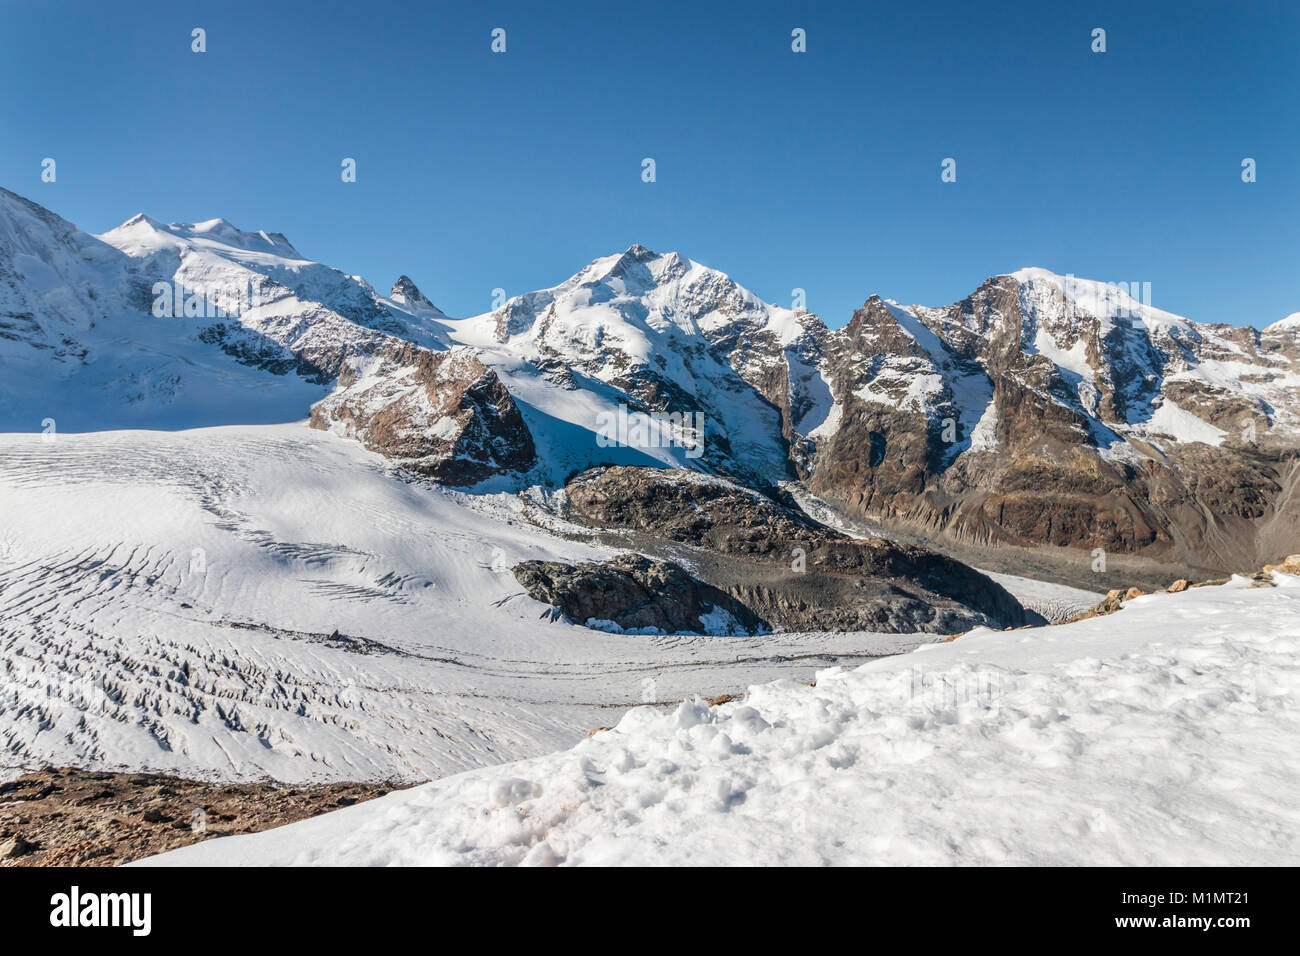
[2,0,1295,327]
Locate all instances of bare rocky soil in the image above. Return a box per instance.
[0,768,408,867]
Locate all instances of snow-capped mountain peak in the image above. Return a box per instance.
[389,275,445,317]
[118,211,167,230]
[480,244,813,346]
[434,244,835,484]
[101,213,305,262]
[1005,265,1192,337]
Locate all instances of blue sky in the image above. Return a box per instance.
[1,0,1295,327]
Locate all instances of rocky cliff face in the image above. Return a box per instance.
[801,272,1300,575]
[446,246,1297,575]
[309,346,535,484]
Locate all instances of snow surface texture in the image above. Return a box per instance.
[142,574,1300,866]
[0,425,936,783]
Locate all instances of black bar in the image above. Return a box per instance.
[0,865,1287,944]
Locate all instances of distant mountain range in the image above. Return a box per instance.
[3,186,1297,579]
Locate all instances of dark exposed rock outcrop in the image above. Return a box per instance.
[552,465,1027,633]
[513,553,768,635]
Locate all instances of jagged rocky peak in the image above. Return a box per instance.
[390,275,444,317]
[596,243,689,286]
[804,267,1300,578]
[615,242,656,264]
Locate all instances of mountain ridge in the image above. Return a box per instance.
[3,188,1297,580]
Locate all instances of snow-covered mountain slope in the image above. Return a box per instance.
[5,186,1293,800]
[0,186,421,433]
[0,425,936,783]
[0,189,331,430]
[943,268,1300,442]
[140,572,1300,866]
[443,245,1297,497]
[429,243,1298,573]
[99,213,451,350]
[7,184,1296,548]
[444,244,825,486]
[812,268,1300,468]
[1,189,535,482]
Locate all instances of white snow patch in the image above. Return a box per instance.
[1140,399,1227,446]
[1266,312,1300,332]
[967,398,1000,452]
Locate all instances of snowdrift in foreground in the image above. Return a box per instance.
[142,574,1300,866]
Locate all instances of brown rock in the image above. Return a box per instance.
[1262,553,1300,575]
[802,274,1300,577]
[1,836,33,859]
[1167,579,1189,593]
[1123,587,1145,601]
[0,769,413,868]
[310,348,536,485]
[1061,590,1128,623]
